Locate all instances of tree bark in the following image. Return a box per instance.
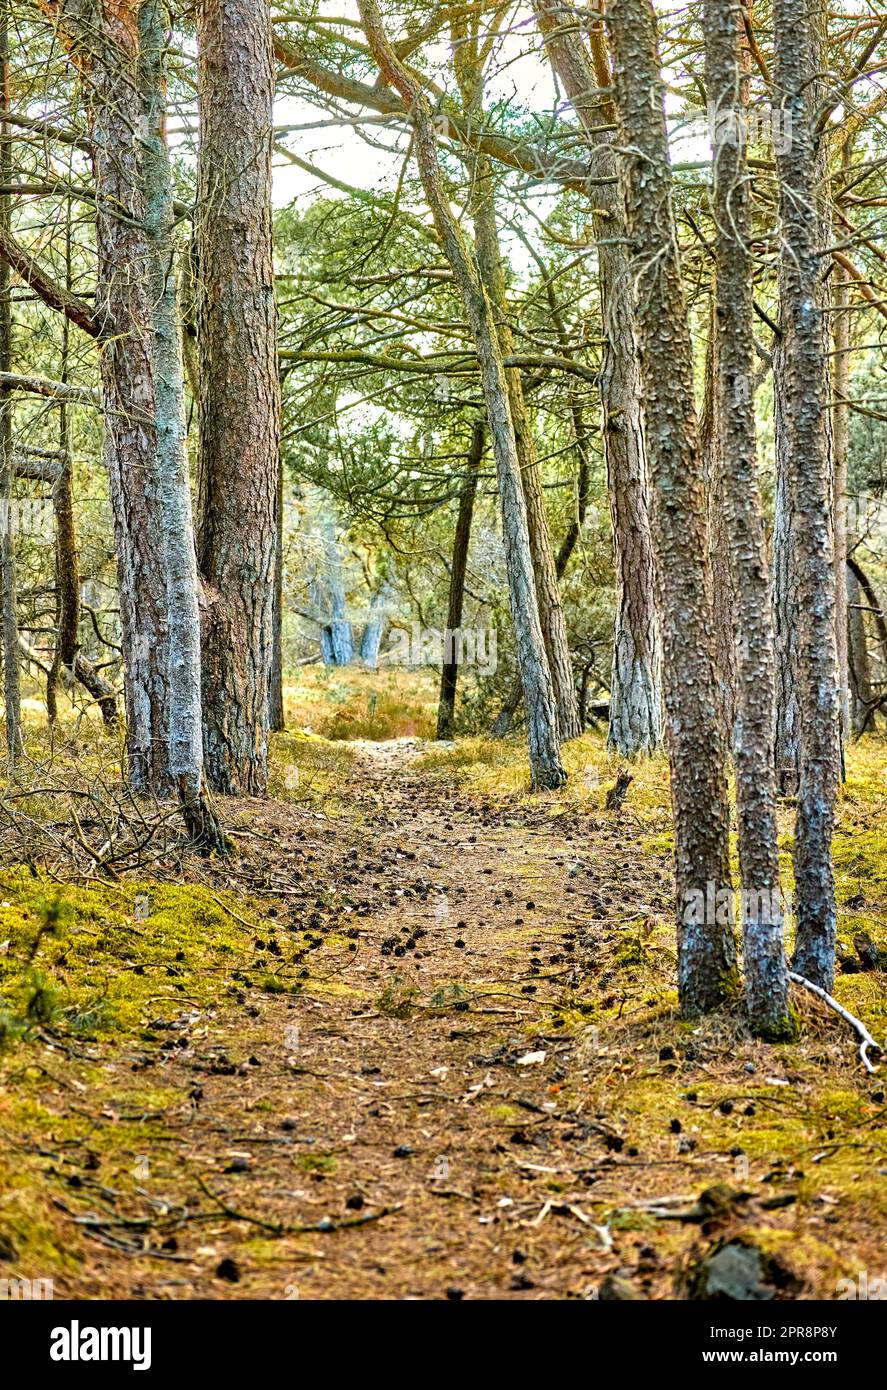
[0,3,21,770]
[772,0,840,990]
[58,0,172,793]
[700,308,738,745]
[535,0,662,757]
[704,0,790,1037]
[140,0,225,850]
[606,0,735,1015]
[846,564,872,736]
[48,220,78,727]
[772,377,802,795]
[438,420,483,739]
[196,0,280,795]
[471,165,580,742]
[450,30,580,744]
[832,265,850,746]
[359,0,566,790]
[269,452,285,730]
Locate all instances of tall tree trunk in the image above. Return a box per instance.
[48,208,78,728]
[0,3,20,770]
[535,0,662,757]
[473,167,580,742]
[360,0,566,790]
[490,342,592,741]
[269,454,285,730]
[832,264,850,745]
[700,309,737,745]
[140,0,225,849]
[772,0,839,990]
[704,0,790,1037]
[196,0,280,795]
[449,30,580,744]
[606,0,735,1015]
[438,420,483,739]
[772,384,802,795]
[60,0,172,793]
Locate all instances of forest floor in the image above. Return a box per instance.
[1,688,886,1300]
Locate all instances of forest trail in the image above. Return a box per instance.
[3,740,885,1300]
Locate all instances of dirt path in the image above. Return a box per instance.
[4,741,885,1300]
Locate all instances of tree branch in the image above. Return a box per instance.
[0,223,99,336]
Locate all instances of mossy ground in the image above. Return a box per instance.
[0,674,885,1299]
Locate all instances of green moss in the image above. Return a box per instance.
[296,1153,338,1176]
[0,875,269,1048]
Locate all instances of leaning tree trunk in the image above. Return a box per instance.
[704,0,790,1037]
[452,47,579,745]
[360,0,565,790]
[772,0,840,990]
[606,0,735,1015]
[535,0,662,756]
[438,420,484,739]
[0,9,20,770]
[196,0,280,795]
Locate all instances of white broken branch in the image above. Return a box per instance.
[788,971,882,1073]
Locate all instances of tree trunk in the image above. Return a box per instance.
[847,554,886,736]
[449,34,580,744]
[311,488,353,665]
[196,0,280,795]
[832,264,850,745]
[438,420,483,738]
[360,568,393,670]
[360,0,565,790]
[846,564,872,736]
[58,0,172,793]
[48,211,78,727]
[269,453,285,730]
[0,5,20,770]
[704,0,790,1037]
[772,0,840,990]
[535,0,662,757]
[772,382,802,795]
[700,308,738,745]
[140,0,225,851]
[606,0,735,1015]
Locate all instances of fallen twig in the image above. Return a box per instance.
[788,971,882,1073]
[197,1174,402,1235]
